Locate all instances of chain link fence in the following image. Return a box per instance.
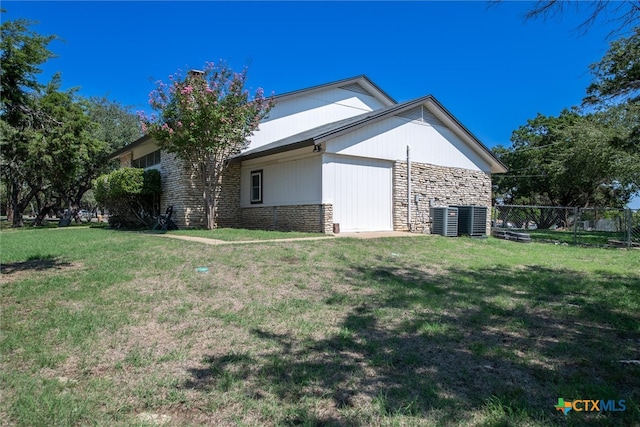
[492,205,640,248]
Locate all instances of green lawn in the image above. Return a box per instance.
[526,228,632,247]
[1,228,639,426]
[165,227,325,241]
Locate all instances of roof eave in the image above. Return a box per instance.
[108,134,154,160]
[229,139,316,163]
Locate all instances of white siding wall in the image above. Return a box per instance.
[323,155,393,232]
[240,150,322,208]
[248,88,387,150]
[324,116,492,172]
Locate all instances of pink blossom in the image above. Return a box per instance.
[181,85,194,95]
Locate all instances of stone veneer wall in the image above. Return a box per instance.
[216,163,241,228]
[393,161,492,234]
[160,154,244,229]
[158,154,329,232]
[119,153,132,167]
[160,152,206,228]
[241,204,334,234]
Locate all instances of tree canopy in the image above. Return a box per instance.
[492,1,640,211]
[493,107,640,209]
[586,27,640,107]
[0,13,141,226]
[140,62,274,229]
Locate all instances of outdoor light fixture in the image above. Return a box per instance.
[313,143,322,152]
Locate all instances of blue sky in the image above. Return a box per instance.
[4,1,639,206]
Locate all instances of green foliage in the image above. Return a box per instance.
[140,61,274,229]
[1,229,639,426]
[86,96,142,151]
[0,13,142,226]
[494,107,640,209]
[0,13,57,127]
[586,27,640,105]
[94,168,161,228]
[1,14,58,226]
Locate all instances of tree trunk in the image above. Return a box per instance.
[9,178,40,228]
[201,168,215,230]
[33,204,55,226]
[6,199,14,224]
[203,186,216,230]
[10,179,24,227]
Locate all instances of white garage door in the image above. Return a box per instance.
[329,156,392,232]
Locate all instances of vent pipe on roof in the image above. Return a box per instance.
[188,69,204,77]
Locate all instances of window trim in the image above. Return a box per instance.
[250,170,263,204]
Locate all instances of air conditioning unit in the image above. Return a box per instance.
[454,206,488,236]
[430,206,458,237]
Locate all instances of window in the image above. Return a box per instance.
[132,149,161,169]
[250,170,263,204]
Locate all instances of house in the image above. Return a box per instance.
[111,75,507,233]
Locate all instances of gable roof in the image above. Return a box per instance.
[231,95,508,174]
[274,75,397,107]
[109,76,396,161]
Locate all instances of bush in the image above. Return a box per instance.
[94,168,161,228]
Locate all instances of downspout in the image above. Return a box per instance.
[407,145,411,230]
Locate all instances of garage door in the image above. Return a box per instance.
[328,156,392,232]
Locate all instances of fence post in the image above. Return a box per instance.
[627,208,632,249]
[573,207,579,245]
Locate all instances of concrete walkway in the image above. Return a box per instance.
[152,231,424,245]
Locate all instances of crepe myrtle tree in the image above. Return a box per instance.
[140,62,274,229]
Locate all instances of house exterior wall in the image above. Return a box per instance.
[217,162,242,228]
[248,87,387,151]
[159,154,242,229]
[238,149,332,233]
[160,152,206,228]
[392,161,492,233]
[119,153,132,167]
[240,149,322,207]
[322,154,393,232]
[240,203,333,233]
[132,142,160,159]
[325,114,492,173]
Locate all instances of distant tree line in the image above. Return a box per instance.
[492,3,640,211]
[0,11,141,227]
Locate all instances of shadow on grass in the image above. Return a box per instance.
[1,255,73,276]
[184,262,640,426]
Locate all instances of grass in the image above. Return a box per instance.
[165,227,324,241]
[1,227,639,426]
[526,228,632,247]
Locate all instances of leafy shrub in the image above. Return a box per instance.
[94,168,161,228]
